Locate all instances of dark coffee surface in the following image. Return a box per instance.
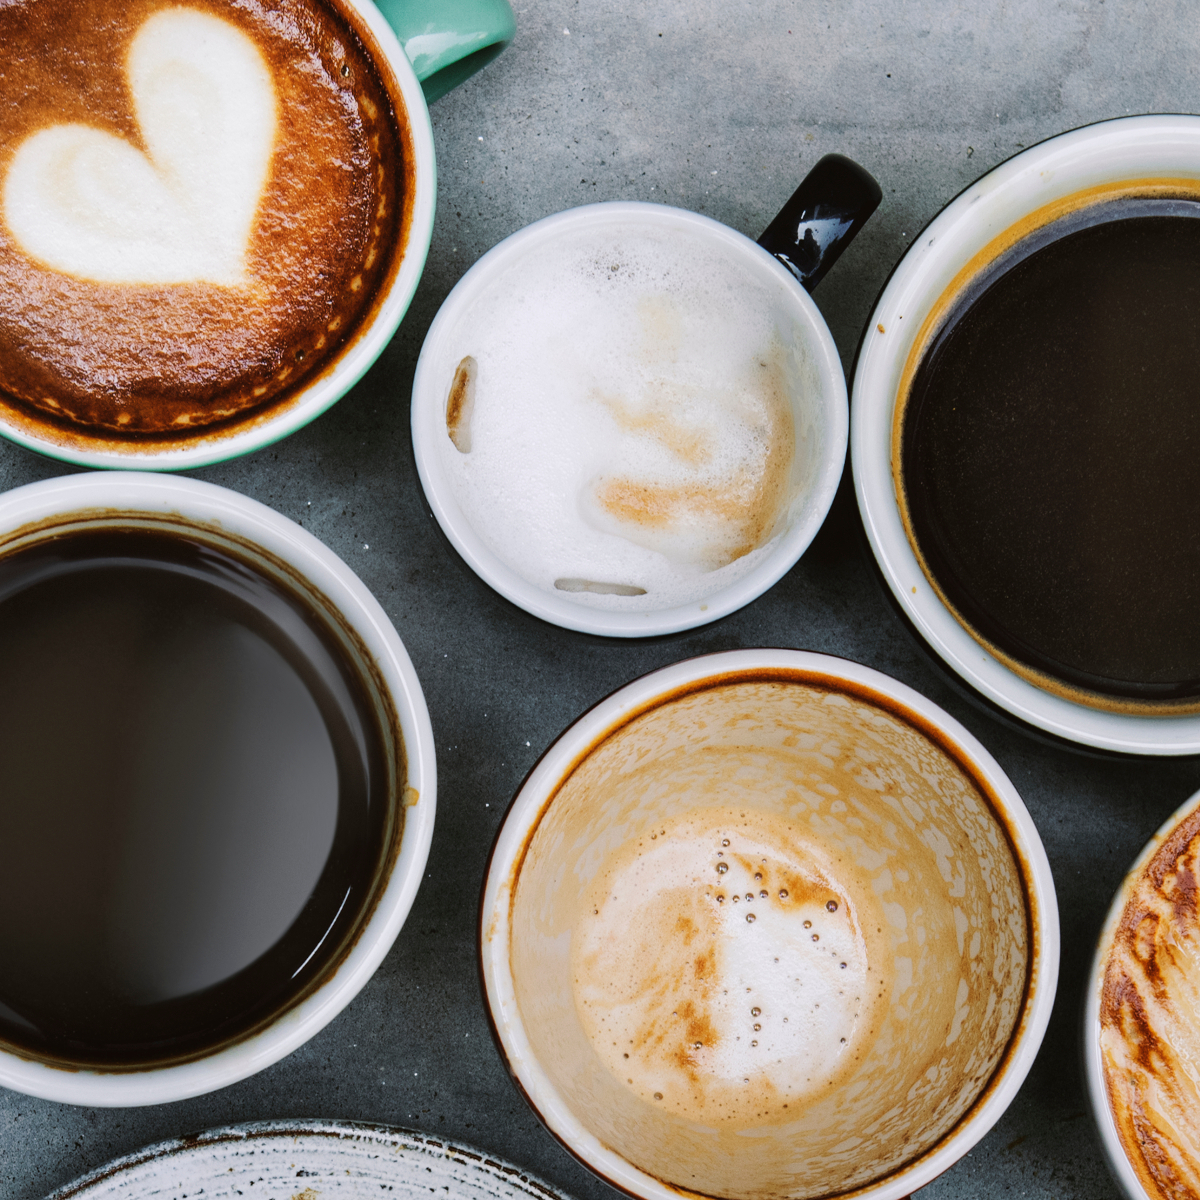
[0,528,391,1067]
[901,199,1200,702]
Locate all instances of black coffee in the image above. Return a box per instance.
[900,197,1200,704]
[0,526,395,1068]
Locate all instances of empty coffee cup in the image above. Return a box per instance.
[0,472,435,1105]
[480,649,1058,1200]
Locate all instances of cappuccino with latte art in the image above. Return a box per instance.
[0,0,411,448]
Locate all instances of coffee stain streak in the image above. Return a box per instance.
[594,388,713,466]
[445,355,476,452]
[1101,802,1200,1200]
[586,348,796,571]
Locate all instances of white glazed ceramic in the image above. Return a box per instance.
[0,473,436,1106]
[480,648,1059,1200]
[3,0,436,473]
[46,1120,572,1200]
[411,203,849,637]
[1084,786,1200,1200]
[852,114,1200,754]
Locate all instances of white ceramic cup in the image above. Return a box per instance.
[0,0,438,473]
[480,649,1058,1200]
[1085,786,1200,1200]
[411,203,850,637]
[852,114,1200,755]
[0,472,436,1106]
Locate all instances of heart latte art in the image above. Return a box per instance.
[0,0,410,444]
[5,11,276,287]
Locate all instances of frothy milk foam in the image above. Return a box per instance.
[5,10,276,286]
[574,806,883,1125]
[438,223,812,610]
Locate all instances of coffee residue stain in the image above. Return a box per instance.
[595,387,714,467]
[1101,805,1200,1200]
[446,355,476,452]
[585,345,796,572]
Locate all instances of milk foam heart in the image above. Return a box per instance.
[3,9,276,286]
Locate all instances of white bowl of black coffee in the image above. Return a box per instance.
[0,473,435,1105]
[853,115,1200,753]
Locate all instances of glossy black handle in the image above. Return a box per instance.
[757,153,882,292]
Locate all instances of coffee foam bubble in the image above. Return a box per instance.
[4,9,276,286]
[437,224,813,610]
[573,807,882,1125]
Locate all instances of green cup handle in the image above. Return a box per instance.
[372,0,516,104]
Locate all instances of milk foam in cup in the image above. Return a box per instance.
[0,0,514,470]
[1087,787,1200,1200]
[481,650,1058,1200]
[412,202,854,636]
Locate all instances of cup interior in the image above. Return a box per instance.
[1085,787,1200,1200]
[0,473,436,1105]
[483,651,1057,1200]
[0,0,436,472]
[412,203,848,636]
[851,114,1200,754]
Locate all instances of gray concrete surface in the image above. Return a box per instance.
[3,1,1199,1197]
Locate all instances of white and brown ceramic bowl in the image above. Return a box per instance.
[852,114,1200,754]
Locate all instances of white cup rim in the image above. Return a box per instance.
[0,472,437,1106]
[851,113,1200,754]
[411,201,849,637]
[1083,784,1200,1200]
[0,0,437,473]
[479,648,1059,1200]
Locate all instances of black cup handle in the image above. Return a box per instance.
[757,153,882,292]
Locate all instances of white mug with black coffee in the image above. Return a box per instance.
[852,114,1200,754]
[0,473,436,1105]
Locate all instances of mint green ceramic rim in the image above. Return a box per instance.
[0,0,436,472]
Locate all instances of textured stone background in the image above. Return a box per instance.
[3,1,1200,1197]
